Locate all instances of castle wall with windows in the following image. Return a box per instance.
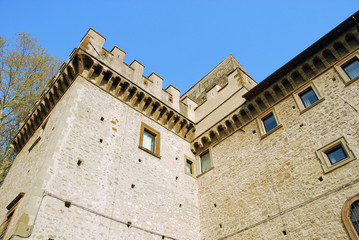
[0,11,359,240]
[197,67,359,239]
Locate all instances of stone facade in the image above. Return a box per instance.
[1,11,359,240]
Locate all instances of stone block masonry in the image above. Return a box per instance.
[1,11,359,240]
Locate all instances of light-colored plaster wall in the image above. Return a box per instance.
[197,68,359,239]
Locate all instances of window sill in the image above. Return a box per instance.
[196,166,214,178]
[260,124,283,139]
[185,171,196,178]
[344,75,359,86]
[299,97,325,114]
[322,156,357,174]
[138,145,161,159]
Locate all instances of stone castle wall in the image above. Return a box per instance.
[0,76,200,240]
[197,67,359,239]
[1,12,359,240]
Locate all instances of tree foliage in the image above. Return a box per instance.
[0,32,61,183]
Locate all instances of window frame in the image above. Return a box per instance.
[342,193,359,240]
[293,82,324,113]
[334,51,359,85]
[315,136,356,173]
[138,122,161,158]
[0,192,25,240]
[343,58,359,80]
[257,109,282,139]
[197,149,214,177]
[184,156,196,177]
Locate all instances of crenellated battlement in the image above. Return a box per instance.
[79,28,191,119]
[13,20,359,156]
[11,28,200,153]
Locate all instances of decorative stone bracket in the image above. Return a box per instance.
[12,48,195,153]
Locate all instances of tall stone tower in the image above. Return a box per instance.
[1,11,359,240]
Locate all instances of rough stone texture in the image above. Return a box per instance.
[1,16,359,240]
[197,68,359,239]
[181,55,249,105]
[0,77,200,240]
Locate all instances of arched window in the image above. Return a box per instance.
[351,201,359,236]
[342,194,359,240]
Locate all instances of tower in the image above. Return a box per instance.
[1,11,359,240]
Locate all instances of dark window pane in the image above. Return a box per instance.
[186,160,193,174]
[262,113,277,132]
[299,88,319,108]
[326,145,347,164]
[350,200,359,235]
[343,59,359,79]
[200,152,211,173]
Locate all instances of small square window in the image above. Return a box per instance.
[316,137,356,173]
[200,151,212,173]
[262,113,277,132]
[335,52,359,85]
[293,83,324,113]
[139,122,160,158]
[257,109,282,138]
[343,58,359,80]
[299,87,319,108]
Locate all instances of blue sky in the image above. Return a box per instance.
[1,1,358,94]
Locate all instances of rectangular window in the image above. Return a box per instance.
[143,130,155,152]
[262,113,277,133]
[184,156,196,177]
[335,53,359,85]
[343,58,359,80]
[299,87,319,108]
[316,137,356,173]
[186,159,193,174]
[257,109,282,138]
[293,83,324,113]
[200,151,211,173]
[139,122,160,158]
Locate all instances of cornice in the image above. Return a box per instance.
[190,28,359,155]
[12,48,195,153]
